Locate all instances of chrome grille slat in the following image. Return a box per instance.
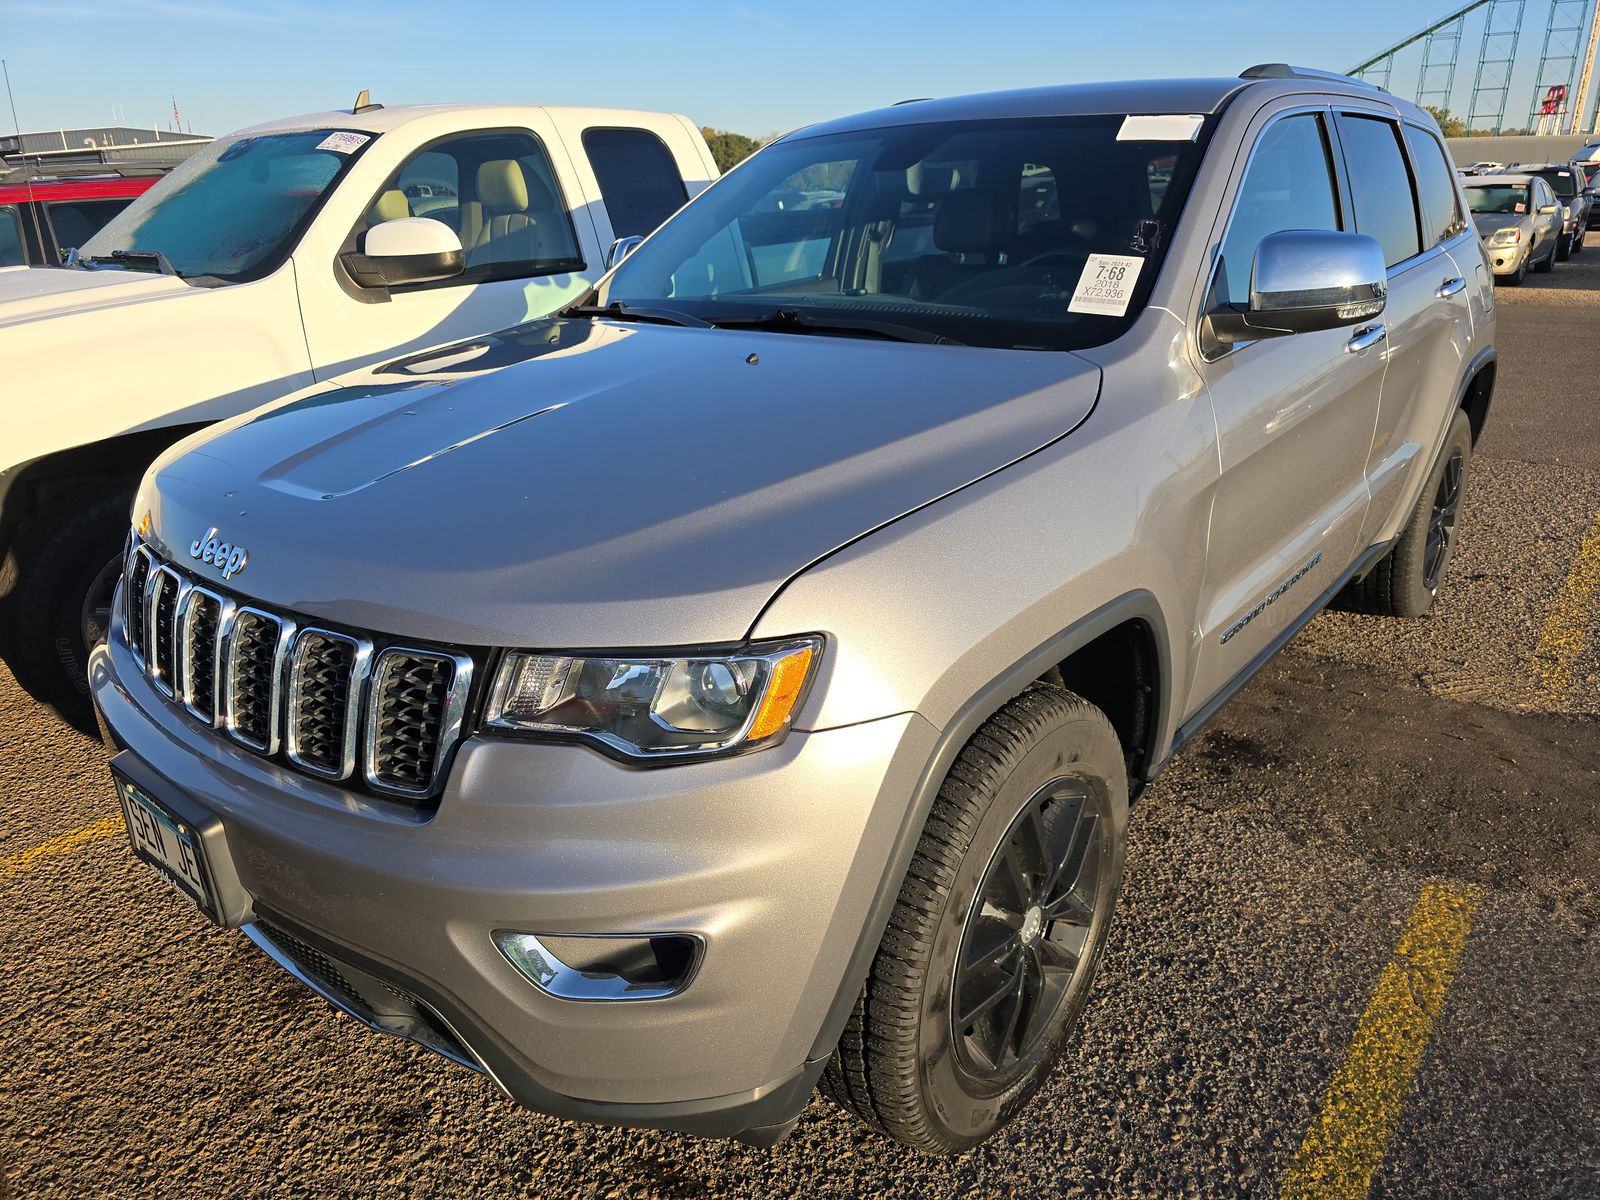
[178,587,232,727]
[123,541,468,805]
[224,607,294,755]
[125,545,155,664]
[363,648,473,798]
[146,566,188,698]
[285,629,372,781]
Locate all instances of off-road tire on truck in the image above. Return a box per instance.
[0,487,133,730]
[821,683,1128,1154]
[1338,408,1472,619]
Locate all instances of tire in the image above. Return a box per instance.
[820,683,1128,1154]
[1535,241,1557,272]
[1338,408,1472,619]
[0,487,134,729]
[1505,257,1527,285]
[1555,230,1571,262]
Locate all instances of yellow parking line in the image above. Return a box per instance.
[0,816,123,881]
[1533,509,1600,704]
[1279,882,1483,1200]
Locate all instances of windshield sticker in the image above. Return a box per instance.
[1069,253,1145,316]
[316,131,370,155]
[1117,114,1204,143]
[1515,203,1526,212]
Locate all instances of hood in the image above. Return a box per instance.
[142,318,1101,649]
[0,264,189,328]
[1470,212,1529,235]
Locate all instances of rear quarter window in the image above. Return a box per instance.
[582,127,689,240]
[1402,125,1464,247]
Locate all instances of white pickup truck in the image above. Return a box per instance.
[0,98,717,720]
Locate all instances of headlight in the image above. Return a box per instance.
[1489,228,1521,245]
[1562,205,1573,221]
[484,637,820,759]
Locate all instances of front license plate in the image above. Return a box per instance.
[117,775,216,918]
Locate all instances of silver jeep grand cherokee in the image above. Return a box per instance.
[92,65,1495,1154]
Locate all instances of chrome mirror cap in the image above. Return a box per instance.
[1210,229,1387,345]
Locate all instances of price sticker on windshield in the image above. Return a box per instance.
[316,131,370,154]
[1069,254,1145,316]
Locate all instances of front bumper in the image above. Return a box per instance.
[1486,243,1527,275]
[91,616,938,1140]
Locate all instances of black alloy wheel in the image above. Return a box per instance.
[1423,447,1464,593]
[951,776,1108,1077]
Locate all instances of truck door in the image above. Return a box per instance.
[1185,105,1385,715]
[294,121,604,380]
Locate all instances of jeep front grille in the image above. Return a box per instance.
[123,543,473,804]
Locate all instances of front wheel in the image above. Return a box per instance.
[0,488,133,729]
[820,684,1128,1153]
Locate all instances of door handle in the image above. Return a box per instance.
[1345,323,1388,354]
[1436,276,1466,297]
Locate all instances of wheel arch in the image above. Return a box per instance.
[0,424,211,559]
[1457,346,1496,446]
[806,588,1174,1064]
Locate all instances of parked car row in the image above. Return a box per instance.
[1461,159,1595,283]
[9,68,1498,1157]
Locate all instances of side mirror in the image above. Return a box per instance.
[1208,229,1386,345]
[343,217,464,288]
[605,235,645,269]
[1539,203,1561,214]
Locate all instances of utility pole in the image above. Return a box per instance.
[1571,0,1600,134]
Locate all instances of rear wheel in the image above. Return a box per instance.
[0,487,133,730]
[821,684,1128,1153]
[1338,409,1472,618]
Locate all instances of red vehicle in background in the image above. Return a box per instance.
[0,172,162,267]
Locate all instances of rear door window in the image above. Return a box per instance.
[0,205,23,266]
[581,127,689,239]
[1216,112,1342,307]
[1338,115,1422,266]
[1402,125,1465,247]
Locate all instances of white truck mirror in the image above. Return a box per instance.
[345,217,464,288]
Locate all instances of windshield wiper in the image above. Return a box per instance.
[76,248,182,278]
[562,300,709,328]
[707,307,964,346]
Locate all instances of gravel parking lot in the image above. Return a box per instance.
[2,246,1597,1199]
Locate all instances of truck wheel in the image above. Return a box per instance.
[0,488,132,728]
[820,683,1128,1153]
[1339,409,1472,619]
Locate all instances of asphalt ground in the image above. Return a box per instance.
[2,244,1598,1199]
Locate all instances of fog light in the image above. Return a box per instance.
[494,931,701,1001]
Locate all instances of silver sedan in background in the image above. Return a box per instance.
[1463,174,1561,284]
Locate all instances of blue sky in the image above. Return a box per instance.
[0,2,1574,138]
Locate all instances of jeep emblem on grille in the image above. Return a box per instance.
[189,527,248,580]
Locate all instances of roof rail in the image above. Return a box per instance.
[1240,63,1383,92]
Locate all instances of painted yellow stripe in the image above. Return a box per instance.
[0,816,123,881]
[1279,882,1483,1200]
[1533,509,1600,704]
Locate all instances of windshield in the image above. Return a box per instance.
[594,114,1211,352]
[78,128,372,282]
[1529,168,1577,198]
[1466,184,1530,214]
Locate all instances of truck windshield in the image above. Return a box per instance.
[594,113,1210,352]
[77,129,372,283]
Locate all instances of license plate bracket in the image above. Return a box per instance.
[111,752,254,927]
